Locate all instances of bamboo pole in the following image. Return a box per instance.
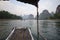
[37,3,39,40]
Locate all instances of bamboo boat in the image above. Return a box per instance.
[6,27,34,40]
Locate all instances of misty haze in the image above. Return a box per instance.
[0,0,60,40]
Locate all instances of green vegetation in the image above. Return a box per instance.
[0,10,22,19]
[50,13,60,19]
[54,13,60,19]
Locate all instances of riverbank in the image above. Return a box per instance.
[0,19,22,20]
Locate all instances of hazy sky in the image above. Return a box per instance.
[0,0,60,16]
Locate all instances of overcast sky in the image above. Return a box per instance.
[0,0,60,16]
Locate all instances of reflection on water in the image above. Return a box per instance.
[55,21,60,40]
[0,20,60,40]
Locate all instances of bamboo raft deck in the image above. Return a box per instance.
[6,27,34,40]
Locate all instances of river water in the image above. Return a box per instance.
[0,20,60,40]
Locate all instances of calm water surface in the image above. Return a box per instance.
[0,20,60,40]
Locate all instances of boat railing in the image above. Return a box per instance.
[6,27,15,40]
[6,27,34,40]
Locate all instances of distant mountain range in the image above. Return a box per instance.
[35,10,52,20]
[22,10,53,20]
[49,5,60,19]
[22,5,60,20]
[22,14,34,20]
[39,10,52,20]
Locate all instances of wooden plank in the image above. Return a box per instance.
[6,28,34,40]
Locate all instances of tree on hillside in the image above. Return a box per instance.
[0,10,22,19]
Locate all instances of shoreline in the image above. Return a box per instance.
[0,19,22,20]
[0,19,60,20]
